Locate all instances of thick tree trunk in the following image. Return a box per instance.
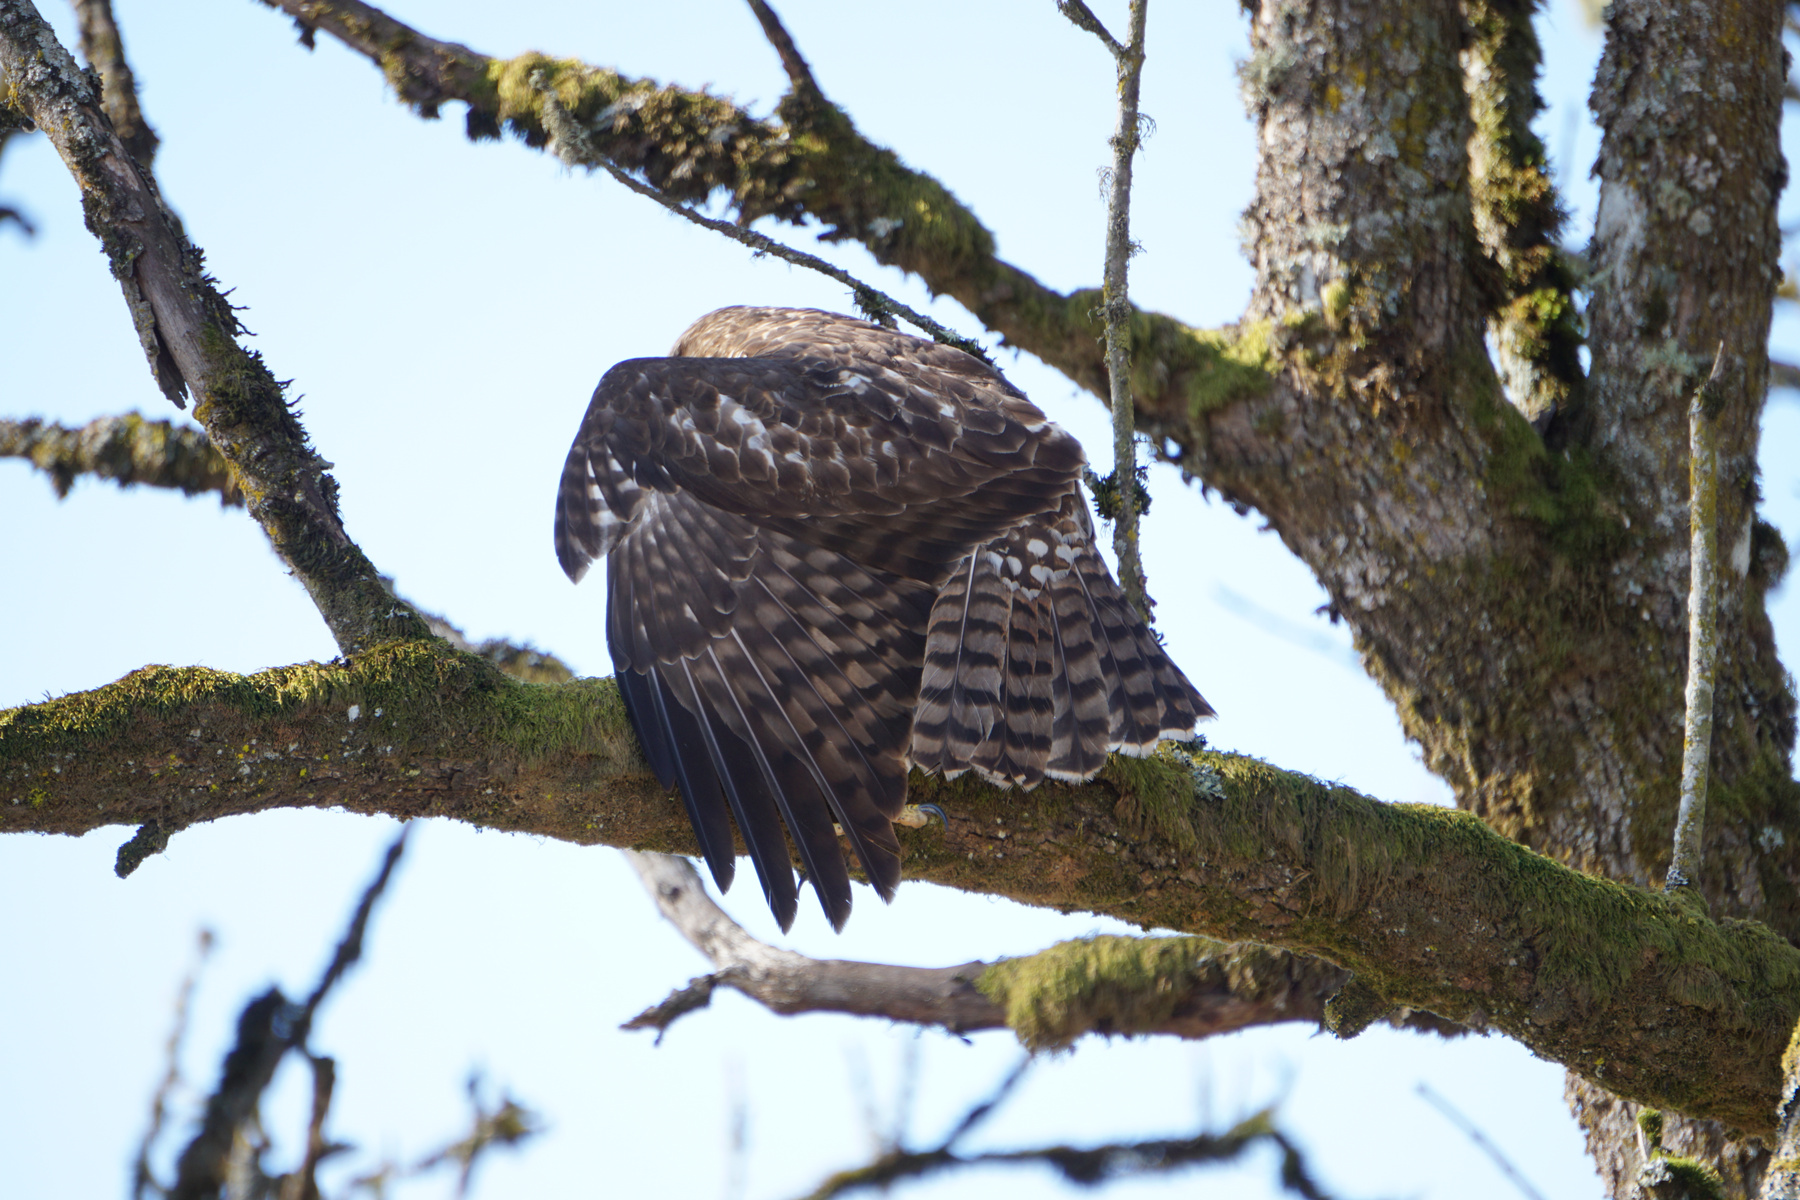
[1215,0,1794,1193]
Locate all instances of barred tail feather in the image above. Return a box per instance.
[912,499,1212,787]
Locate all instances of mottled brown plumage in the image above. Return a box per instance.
[556,307,1211,930]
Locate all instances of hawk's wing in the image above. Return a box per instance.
[554,310,1085,929]
[554,313,1085,587]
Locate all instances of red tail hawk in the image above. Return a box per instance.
[555,307,1211,930]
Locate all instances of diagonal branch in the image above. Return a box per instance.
[1056,0,1125,56]
[532,83,990,362]
[0,2,431,654]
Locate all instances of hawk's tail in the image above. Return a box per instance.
[910,497,1213,787]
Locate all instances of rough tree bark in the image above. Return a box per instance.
[4,0,1799,1193]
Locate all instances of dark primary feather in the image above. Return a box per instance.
[556,307,1212,930]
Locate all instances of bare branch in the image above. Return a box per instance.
[0,3,432,655]
[1417,1083,1550,1200]
[1056,0,1125,57]
[621,851,1001,1036]
[407,1079,541,1198]
[1,414,241,505]
[297,828,408,1031]
[0,124,35,236]
[279,1054,337,1200]
[622,850,1389,1048]
[70,0,159,166]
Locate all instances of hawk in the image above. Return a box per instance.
[555,307,1211,930]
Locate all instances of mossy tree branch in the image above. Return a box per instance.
[1,414,242,504]
[0,0,430,654]
[4,643,1798,1134]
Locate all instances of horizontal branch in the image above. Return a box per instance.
[0,1,430,655]
[253,0,1276,449]
[3,641,1795,1132]
[1,414,241,504]
[622,850,1431,1048]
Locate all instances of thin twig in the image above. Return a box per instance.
[1416,1083,1549,1200]
[937,1055,1031,1149]
[1057,0,1124,56]
[530,77,992,364]
[1770,358,1800,393]
[1667,344,1728,894]
[1088,0,1154,620]
[407,1077,541,1198]
[297,827,410,1033]
[794,1102,1332,1200]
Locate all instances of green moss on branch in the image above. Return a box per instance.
[0,413,240,504]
